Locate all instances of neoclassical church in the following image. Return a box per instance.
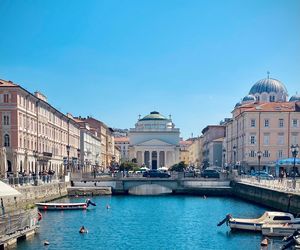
[129,111,180,169]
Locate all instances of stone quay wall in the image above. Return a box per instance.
[2,182,69,213]
[231,182,300,214]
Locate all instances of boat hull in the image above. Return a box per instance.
[36,203,87,210]
[229,221,262,231]
[262,225,300,237]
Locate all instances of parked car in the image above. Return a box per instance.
[252,171,274,180]
[143,170,171,178]
[200,169,220,178]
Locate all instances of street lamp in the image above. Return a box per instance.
[257,150,262,182]
[222,148,226,168]
[291,144,299,189]
[33,150,38,175]
[66,145,71,171]
[77,148,81,171]
[233,145,237,169]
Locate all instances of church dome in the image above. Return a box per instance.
[139,111,168,121]
[242,94,256,103]
[249,78,288,95]
[289,94,300,102]
[235,102,242,108]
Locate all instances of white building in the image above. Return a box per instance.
[129,111,180,169]
[114,137,130,162]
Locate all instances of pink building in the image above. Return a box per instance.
[0,79,80,178]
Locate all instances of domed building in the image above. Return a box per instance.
[129,111,180,169]
[289,94,300,102]
[241,94,256,104]
[248,77,288,102]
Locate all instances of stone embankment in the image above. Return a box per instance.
[231,182,300,214]
[2,182,69,213]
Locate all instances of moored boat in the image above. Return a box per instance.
[262,223,300,237]
[218,211,300,232]
[36,202,88,210]
[36,199,96,211]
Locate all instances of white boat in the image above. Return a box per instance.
[228,212,300,231]
[262,223,300,237]
[36,199,96,211]
[36,202,88,210]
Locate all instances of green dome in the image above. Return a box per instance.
[140,111,168,121]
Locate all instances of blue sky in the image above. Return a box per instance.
[0,0,299,138]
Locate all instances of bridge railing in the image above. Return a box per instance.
[236,175,300,193]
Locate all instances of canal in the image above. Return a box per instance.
[16,196,282,250]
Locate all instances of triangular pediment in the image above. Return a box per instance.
[137,139,173,146]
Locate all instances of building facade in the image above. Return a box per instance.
[201,125,226,168]
[129,111,180,169]
[114,137,130,162]
[0,79,80,178]
[74,119,101,172]
[225,76,300,174]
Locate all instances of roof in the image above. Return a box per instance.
[0,181,22,198]
[180,140,193,146]
[139,111,168,121]
[114,137,129,143]
[249,78,288,95]
[0,79,19,87]
[237,102,297,113]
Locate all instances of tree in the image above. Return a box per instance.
[170,161,187,172]
[119,161,139,171]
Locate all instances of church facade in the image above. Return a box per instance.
[129,111,180,169]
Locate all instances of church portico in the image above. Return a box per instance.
[129,111,180,169]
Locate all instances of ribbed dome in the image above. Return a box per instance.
[235,102,242,108]
[249,78,288,95]
[289,94,300,102]
[242,94,256,102]
[139,111,168,121]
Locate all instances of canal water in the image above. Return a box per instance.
[16,196,283,250]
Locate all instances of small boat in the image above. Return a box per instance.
[218,211,300,231]
[36,202,88,210]
[262,223,300,237]
[36,199,96,211]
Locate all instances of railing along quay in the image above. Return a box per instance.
[236,175,300,193]
[2,175,59,187]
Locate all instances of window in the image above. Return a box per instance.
[251,119,256,127]
[273,216,291,221]
[263,134,270,145]
[293,119,299,128]
[250,151,255,157]
[292,133,298,145]
[279,119,284,128]
[263,150,270,158]
[3,115,9,125]
[250,135,256,144]
[278,133,284,145]
[4,134,10,147]
[256,96,260,102]
[278,150,283,159]
[3,94,9,103]
[269,96,275,102]
[264,119,269,127]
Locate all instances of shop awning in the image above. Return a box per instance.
[276,158,300,166]
[0,181,22,198]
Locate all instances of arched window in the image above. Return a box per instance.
[4,134,10,147]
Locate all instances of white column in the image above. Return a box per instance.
[142,151,144,165]
[162,151,165,167]
[157,151,160,168]
[149,151,152,169]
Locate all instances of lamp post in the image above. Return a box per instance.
[233,145,237,170]
[222,148,226,170]
[77,148,81,171]
[291,144,299,189]
[257,150,262,182]
[33,150,38,178]
[66,145,70,172]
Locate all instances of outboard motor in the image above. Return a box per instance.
[217,214,232,227]
[86,199,96,207]
[282,230,300,250]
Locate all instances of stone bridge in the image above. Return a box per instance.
[72,177,231,195]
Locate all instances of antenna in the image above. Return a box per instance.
[138,114,141,120]
[169,114,172,119]
[267,71,270,79]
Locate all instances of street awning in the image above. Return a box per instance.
[276,158,300,166]
[0,181,22,198]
